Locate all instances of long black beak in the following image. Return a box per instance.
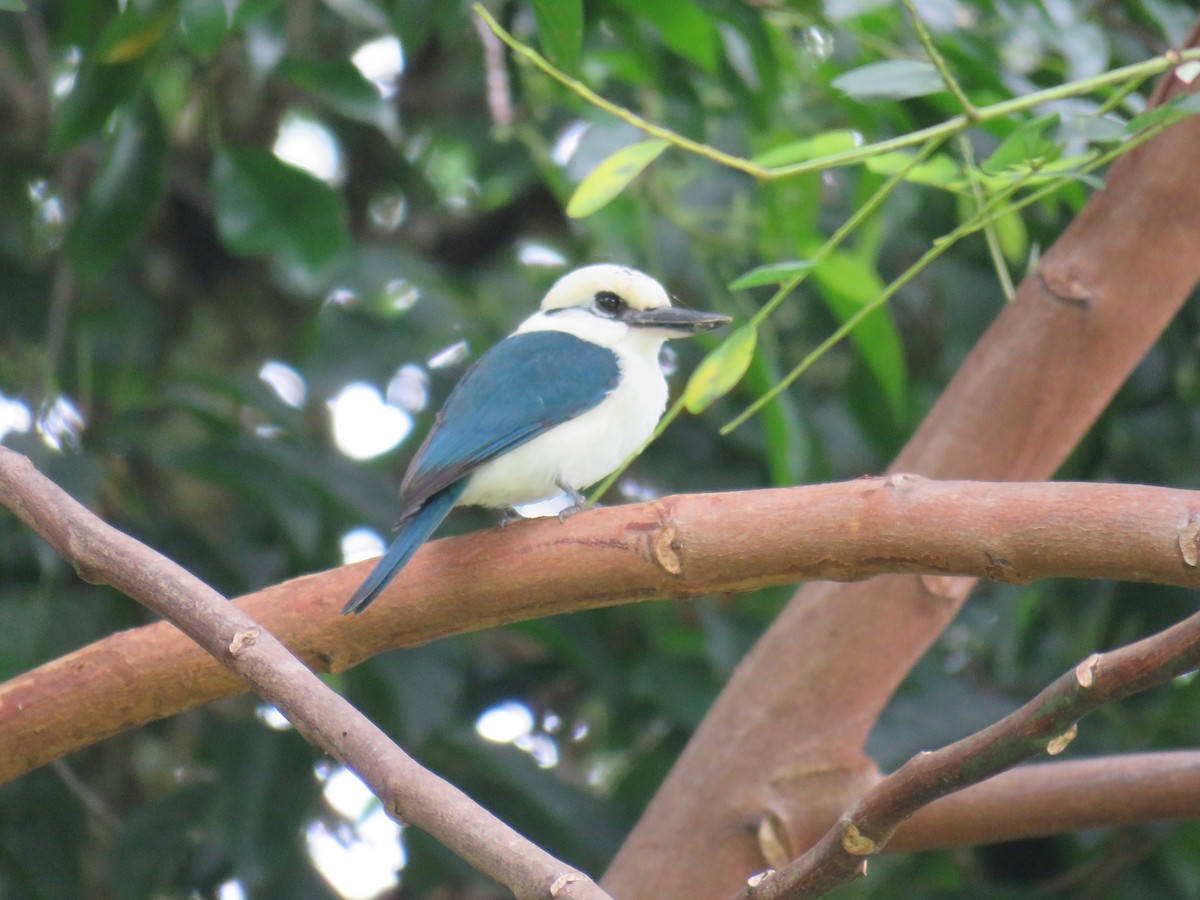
[623,306,732,334]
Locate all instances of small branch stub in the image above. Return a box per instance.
[228,628,260,656]
[1047,723,1079,756]
[548,872,583,896]
[652,523,683,574]
[1177,516,1200,567]
[841,822,878,856]
[1075,653,1101,688]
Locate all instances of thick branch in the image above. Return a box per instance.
[0,446,611,900]
[4,477,1200,788]
[743,609,1200,898]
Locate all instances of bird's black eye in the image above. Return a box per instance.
[594,291,625,316]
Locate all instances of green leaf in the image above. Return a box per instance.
[49,58,146,155]
[863,151,962,188]
[566,139,668,218]
[810,250,907,420]
[831,59,946,101]
[616,0,719,73]
[981,114,1062,174]
[0,0,27,10]
[992,208,1028,266]
[728,260,813,291]
[531,0,583,75]
[65,96,167,283]
[212,147,350,276]
[99,7,176,63]
[277,57,387,124]
[180,0,236,56]
[683,324,756,414]
[752,129,861,168]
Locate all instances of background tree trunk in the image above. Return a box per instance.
[603,40,1200,899]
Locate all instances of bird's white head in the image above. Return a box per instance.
[518,264,730,352]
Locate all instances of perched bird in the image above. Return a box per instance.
[343,264,731,614]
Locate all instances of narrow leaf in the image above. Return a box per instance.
[752,130,861,168]
[683,324,756,414]
[66,96,167,282]
[981,114,1062,175]
[863,151,962,188]
[810,251,907,420]
[728,260,813,291]
[566,140,668,218]
[49,58,145,155]
[831,59,945,102]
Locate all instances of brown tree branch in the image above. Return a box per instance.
[4,476,1200,790]
[604,22,1200,898]
[739,608,1200,899]
[0,446,612,900]
[891,751,1200,852]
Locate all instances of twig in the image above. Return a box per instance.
[473,2,1200,180]
[473,10,515,127]
[901,0,978,119]
[734,609,1200,899]
[0,446,611,900]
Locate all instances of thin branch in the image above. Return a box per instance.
[473,10,515,128]
[473,2,1200,181]
[0,446,611,900]
[901,0,978,119]
[891,751,1200,851]
[6,476,1200,788]
[737,606,1200,899]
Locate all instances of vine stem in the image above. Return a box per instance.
[472,3,1200,180]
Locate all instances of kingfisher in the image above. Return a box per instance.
[343,264,731,614]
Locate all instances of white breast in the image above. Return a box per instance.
[456,345,668,510]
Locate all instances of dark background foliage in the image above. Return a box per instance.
[2,0,1200,897]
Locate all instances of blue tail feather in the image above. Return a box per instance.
[342,485,463,614]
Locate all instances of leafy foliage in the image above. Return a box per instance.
[2,1,1200,897]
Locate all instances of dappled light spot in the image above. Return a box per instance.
[352,36,405,98]
[255,704,293,731]
[341,528,385,565]
[0,393,32,444]
[476,699,534,743]
[368,191,407,231]
[552,120,589,166]
[308,765,405,900]
[328,383,412,460]
[476,700,561,769]
[517,241,568,267]
[259,360,307,408]
[382,278,420,314]
[386,364,428,412]
[36,395,84,452]
[428,340,469,370]
[274,112,344,185]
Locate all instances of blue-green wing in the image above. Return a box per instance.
[397,330,620,518]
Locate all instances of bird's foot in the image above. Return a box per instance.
[555,479,600,522]
[497,509,523,527]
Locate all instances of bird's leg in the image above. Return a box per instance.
[497,509,525,527]
[556,478,597,522]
